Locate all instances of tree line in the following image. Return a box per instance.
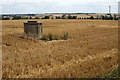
[2,14,119,20]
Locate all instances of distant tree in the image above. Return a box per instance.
[84,17,86,19]
[56,16,61,19]
[62,14,66,19]
[113,14,116,20]
[34,17,40,19]
[87,17,89,19]
[13,16,22,20]
[21,17,29,19]
[113,14,118,20]
[104,15,109,20]
[109,14,114,20]
[29,16,32,19]
[43,16,50,19]
[73,16,77,19]
[101,15,105,20]
[89,16,94,19]
[68,15,77,19]
[94,17,97,20]
[68,15,73,19]
[51,17,54,19]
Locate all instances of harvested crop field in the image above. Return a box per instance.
[2,19,118,78]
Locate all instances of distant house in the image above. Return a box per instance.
[2,15,13,20]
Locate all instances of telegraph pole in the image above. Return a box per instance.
[109,6,111,14]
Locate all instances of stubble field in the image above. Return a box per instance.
[2,19,118,78]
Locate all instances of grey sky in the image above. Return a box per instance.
[0,0,119,14]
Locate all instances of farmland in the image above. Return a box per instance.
[2,19,118,78]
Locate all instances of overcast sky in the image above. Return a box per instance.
[0,0,119,14]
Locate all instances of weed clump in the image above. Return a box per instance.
[41,32,69,41]
[40,34,48,40]
[48,33,53,41]
[63,32,69,40]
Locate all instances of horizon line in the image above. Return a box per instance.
[0,12,118,15]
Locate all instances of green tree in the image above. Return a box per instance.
[113,14,118,20]
[109,14,113,20]
[84,17,86,19]
[34,17,40,19]
[43,16,50,19]
[68,15,73,19]
[13,16,22,20]
[104,15,109,20]
[51,17,54,19]
[89,16,94,19]
[29,16,32,19]
[62,14,66,19]
[101,15,105,20]
[56,16,61,19]
[73,16,77,19]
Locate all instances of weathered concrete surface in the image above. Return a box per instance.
[24,21,43,38]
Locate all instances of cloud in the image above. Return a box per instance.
[1,0,119,14]
[1,0,119,5]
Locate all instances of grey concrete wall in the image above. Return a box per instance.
[24,21,43,38]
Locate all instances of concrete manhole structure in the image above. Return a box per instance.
[24,21,43,39]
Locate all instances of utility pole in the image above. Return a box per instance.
[109,6,111,14]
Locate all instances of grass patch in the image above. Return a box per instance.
[62,32,69,40]
[104,66,120,79]
[40,32,69,41]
